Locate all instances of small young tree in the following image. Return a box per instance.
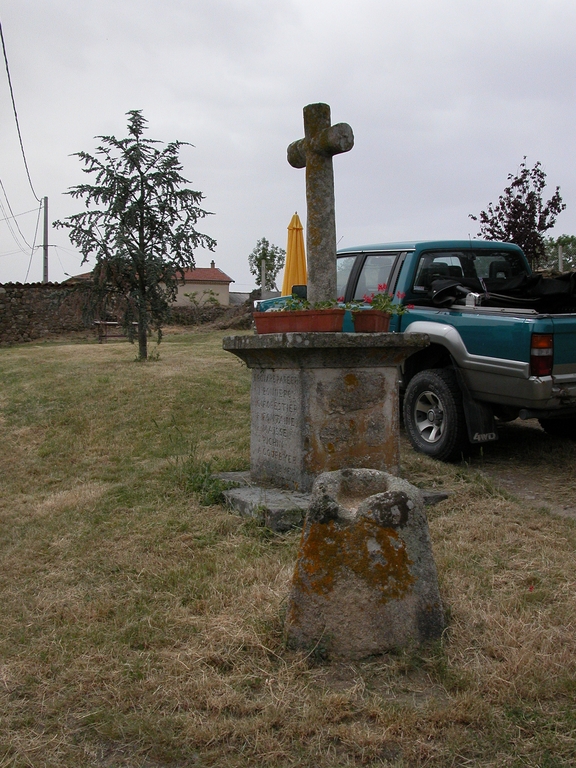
[184,289,220,324]
[248,237,285,291]
[469,157,565,269]
[54,110,216,359]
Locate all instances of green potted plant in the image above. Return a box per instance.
[253,296,345,334]
[352,284,409,332]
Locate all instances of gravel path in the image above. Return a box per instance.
[473,419,576,520]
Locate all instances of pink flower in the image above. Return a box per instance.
[363,293,373,304]
[337,296,344,303]
[407,304,415,309]
[396,291,406,299]
[378,283,387,292]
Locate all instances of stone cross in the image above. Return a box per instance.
[287,103,354,304]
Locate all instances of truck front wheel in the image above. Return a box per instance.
[403,369,468,461]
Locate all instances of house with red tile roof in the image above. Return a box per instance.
[174,261,234,306]
[66,260,235,306]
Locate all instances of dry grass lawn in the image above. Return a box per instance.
[0,330,575,767]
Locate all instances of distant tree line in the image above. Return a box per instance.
[542,235,576,271]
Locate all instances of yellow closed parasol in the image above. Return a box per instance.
[281,212,307,296]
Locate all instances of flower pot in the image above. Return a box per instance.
[352,309,391,333]
[254,308,345,334]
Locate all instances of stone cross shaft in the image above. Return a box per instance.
[287,103,354,304]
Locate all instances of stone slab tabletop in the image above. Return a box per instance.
[222,332,430,369]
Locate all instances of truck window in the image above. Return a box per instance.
[473,251,528,279]
[413,252,466,291]
[413,249,529,292]
[337,256,357,299]
[353,254,398,299]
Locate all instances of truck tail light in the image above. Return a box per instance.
[530,333,554,377]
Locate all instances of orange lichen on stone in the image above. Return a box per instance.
[293,518,415,603]
[285,470,445,657]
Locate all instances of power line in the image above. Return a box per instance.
[53,244,83,260]
[0,206,38,223]
[0,177,34,250]
[54,246,70,276]
[24,201,42,282]
[0,18,41,202]
[0,194,30,253]
[0,248,29,258]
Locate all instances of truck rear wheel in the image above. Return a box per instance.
[538,417,576,439]
[403,369,468,461]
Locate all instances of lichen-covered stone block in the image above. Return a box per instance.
[285,468,445,658]
[223,333,429,492]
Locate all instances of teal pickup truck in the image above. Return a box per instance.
[258,240,576,461]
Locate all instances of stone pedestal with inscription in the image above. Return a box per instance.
[223,332,429,492]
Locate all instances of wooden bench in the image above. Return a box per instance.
[93,321,135,343]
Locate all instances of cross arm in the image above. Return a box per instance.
[311,123,354,157]
[287,139,307,169]
[287,123,354,169]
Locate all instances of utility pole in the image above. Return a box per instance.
[559,244,563,272]
[43,196,48,283]
[260,259,267,300]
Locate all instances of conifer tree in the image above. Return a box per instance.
[55,111,216,359]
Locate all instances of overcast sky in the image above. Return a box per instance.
[1,0,576,290]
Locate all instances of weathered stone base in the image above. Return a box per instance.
[223,333,429,492]
[225,493,308,533]
[284,469,445,658]
[251,364,399,491]
[217,471,307,531]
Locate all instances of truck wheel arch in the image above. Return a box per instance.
[402,343,452,388]
[401,321,468,388]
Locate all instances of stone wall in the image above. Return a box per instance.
[0,282,90,346]
[0,282,254,346]
[168,303,227,325]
